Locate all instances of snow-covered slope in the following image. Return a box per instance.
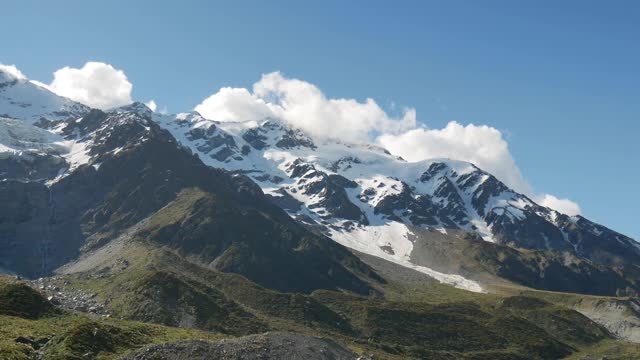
[0,69,88,124]
[0,68,153,184]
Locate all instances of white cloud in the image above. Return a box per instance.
[195,72,416,142]
[195,87,273,123]
[45,62,133,110]
[145,100,158,112]
[0,63,27,81]
[536,194,582,216]
[378,122,532,195]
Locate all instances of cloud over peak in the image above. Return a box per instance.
[195,72,416,142]
[31,62,133,110]
[48,62,133,110]
[195,87,272,124]
[1,62,581,216]
[537,194,582,216]
[378,122,531,195]
[195,72,581,216]
[0,63,27,81]
[145,100,158,112]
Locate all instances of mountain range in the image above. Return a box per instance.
[2,66,640,359]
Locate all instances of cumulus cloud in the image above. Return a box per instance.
[44,62,133,110]
[378,122,532,195]
[536,194,582,216]
[196,71,580,215]
[195,72,416,142]
[145,100,158,112]
[195,87,273,123]
[0,63,27,81]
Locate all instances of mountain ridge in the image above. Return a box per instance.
[148,104,640,293]
[0,69,638,296]
[2,67,640,359]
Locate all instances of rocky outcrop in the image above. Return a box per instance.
[286,159,367,224]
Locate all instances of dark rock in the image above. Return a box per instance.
[374,182,440,227]
[242,128,268,150]
[0,153,67,182]
[14,336,37,348]
[419,162,448,182]
[266,188,304,212]
[327,174,357,188]
[212,147,235,162]
[287,160,367,223]
[275,129,316,150]
[196,133,236,154]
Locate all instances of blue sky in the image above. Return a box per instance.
[2,0,638,239]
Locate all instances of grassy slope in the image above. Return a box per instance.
[0,315,219,360]
[46,237,637,360]
[0,277,217,360]
[3,186,638,359]
[4,249,640,360]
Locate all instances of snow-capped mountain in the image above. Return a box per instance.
[0,69,88,124]
[1,66,638,294]
[0,71,94,183]
[150,111,640,278]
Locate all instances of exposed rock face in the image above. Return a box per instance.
[242,128,268,150]
[0,153,66,181]
[374,182,440,226]
[0,179,85,278]
[285,159,367,223]
[275,128,316,150]
[118,332,357,360]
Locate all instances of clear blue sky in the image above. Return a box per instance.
[2,0,638,239]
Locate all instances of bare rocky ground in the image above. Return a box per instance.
[117,332,363,360]
[27,277,110,318]
[575,298,640,343]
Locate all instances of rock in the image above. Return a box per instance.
[14,336,37,348]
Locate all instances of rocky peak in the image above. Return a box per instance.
[0,72,89,124]
[114,102,153,117]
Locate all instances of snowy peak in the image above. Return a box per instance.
[0,69,89,124]
[242,118,317,151]
[0,104,157,184]
[113,102,153,117]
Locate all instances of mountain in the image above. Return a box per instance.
[0,69,88,124]
[150,109,640,295]
[0,75,380,295]
[0,67,638,296]
[2,67,640,359]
